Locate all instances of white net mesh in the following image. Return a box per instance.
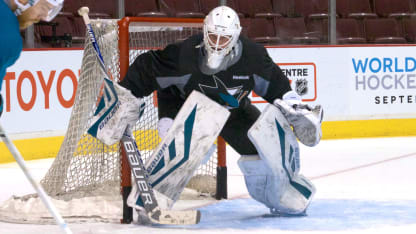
[41,20,122,199]
[0,18,218,224]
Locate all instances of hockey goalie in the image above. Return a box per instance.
[88,6,323,222]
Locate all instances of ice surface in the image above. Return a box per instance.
[0,137,415,234]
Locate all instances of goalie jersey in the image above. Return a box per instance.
[120,34,291,109]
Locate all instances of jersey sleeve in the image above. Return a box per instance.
[252,46,292,103]
[119,43,181,98]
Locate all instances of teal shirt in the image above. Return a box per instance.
[0,0,23,90]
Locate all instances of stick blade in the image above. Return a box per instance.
[150,210,201,225]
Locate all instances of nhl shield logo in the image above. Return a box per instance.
[295,78,308,96]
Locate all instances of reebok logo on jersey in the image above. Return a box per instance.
[233,75,249,80]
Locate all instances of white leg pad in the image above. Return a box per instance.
[144,91,230,207]
[157,116,215,166]
[238,155,285,207]
[242,104,316,215]
[128,94,227,211]
[238,155,315,215]
[278,174,316,215]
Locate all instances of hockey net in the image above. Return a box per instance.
[0,17,226,224]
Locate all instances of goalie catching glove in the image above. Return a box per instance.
[88,80,144,145]
[274,91,323,147]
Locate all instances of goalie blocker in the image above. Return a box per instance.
[88,79,144,145]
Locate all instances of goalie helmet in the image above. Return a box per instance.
[13,0,64,22]
[203,6,242,69]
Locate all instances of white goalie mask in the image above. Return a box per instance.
[203,6,242,69]
[13,0,64,21]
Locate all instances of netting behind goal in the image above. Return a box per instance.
[0,17,226,224]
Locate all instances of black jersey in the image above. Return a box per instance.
[120,34,291,109]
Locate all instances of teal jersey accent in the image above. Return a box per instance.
[0,0,23,90]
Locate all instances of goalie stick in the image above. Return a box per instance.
[78,6,201,225]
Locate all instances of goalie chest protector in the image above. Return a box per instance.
[121,33,291,109]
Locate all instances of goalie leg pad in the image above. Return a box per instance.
[238,155,315,215]
[128,113,218,210]
[157,116,216,166]
[244,104,316,215]
[129,91,230,209]
[238,155,286,207]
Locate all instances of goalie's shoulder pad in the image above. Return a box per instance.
[88,80,144,145]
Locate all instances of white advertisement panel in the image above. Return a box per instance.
[266,45,416,121]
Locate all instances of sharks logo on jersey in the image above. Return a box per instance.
[199,75,247,108]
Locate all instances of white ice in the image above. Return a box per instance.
[1,136,416,234]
